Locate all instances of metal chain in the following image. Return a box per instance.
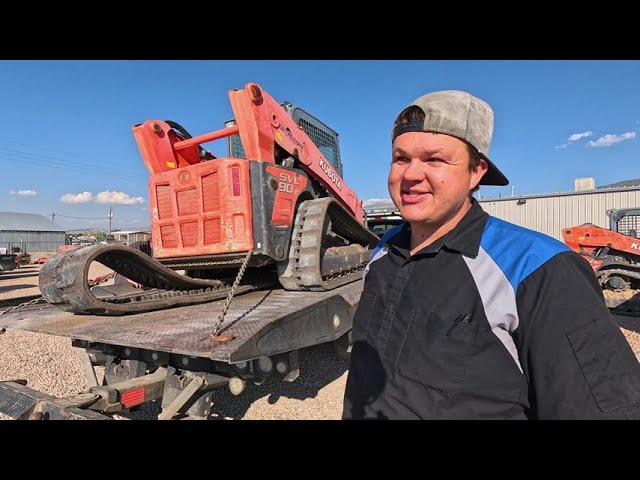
[87,272,117,287]
[0,296,46,317]
[209,250,253,338]
[163,259,244,269]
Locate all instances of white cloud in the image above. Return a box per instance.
[95,191,144,205]
[568,131,593,142]
[60,192,93,204]
[555,144,568,150]
[587,132,636,148]
[9,189,37,196]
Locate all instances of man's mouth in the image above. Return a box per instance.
[400,190,431,204]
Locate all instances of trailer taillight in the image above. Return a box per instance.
[121,387,145,408]
[232,166,241,197]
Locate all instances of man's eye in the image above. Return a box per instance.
[392,156,408,163]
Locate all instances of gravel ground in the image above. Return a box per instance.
[2,320,638,420]
[1,264,638,420]
[621,328,640,358]
[0,330,347,420]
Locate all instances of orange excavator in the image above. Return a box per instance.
[40,83,378,315]
[562,208,640,315]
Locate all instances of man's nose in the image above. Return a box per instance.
[402,159,424,181]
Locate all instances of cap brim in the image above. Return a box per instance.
[479,155,509,186]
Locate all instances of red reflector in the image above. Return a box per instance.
[121,387,145,408]
[231,166,241,197]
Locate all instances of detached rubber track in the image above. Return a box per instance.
[39,244,264,316]
[278,198,379,291]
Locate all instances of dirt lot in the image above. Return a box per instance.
[0,263,639,420]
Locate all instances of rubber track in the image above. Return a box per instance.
[39,244,267,316]
[278,198,379,291]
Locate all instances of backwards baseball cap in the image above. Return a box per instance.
[392,90,509,186]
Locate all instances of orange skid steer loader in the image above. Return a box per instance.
[39,83,378,315]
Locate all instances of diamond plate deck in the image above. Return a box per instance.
[0,282,362,363]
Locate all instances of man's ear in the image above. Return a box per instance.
[470,158,489,190]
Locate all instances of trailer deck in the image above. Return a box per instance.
[0,281,361,364]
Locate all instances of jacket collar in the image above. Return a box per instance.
[385,199,488,259]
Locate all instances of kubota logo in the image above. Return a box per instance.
[178,171,191,185]
[319,158,342,190]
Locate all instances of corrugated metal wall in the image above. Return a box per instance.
[128,232,151,244]
[479,188,640,240]
[0,230,66,252]
[113,232,151,245]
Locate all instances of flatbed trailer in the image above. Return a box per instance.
[0,281,360,420]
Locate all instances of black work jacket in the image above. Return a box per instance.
[343,201,640,419]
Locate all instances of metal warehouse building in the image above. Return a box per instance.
[0,211,66,252]
[112,230,151,246]
[478,178,640,241]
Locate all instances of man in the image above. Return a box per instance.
[342,90,640,419]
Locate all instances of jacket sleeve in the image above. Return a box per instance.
[514,251,640,419]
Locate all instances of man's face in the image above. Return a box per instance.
[388,132,487,226]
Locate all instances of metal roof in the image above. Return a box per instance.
[0,211,66,232]
[479,184,640,203]
[364,199,395,209]
[112,230,150,235]
[598,178,640,189]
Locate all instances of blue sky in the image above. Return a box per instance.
[1,60,638,230]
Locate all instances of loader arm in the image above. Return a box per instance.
[227,83,363,223]
[562,224,640,261]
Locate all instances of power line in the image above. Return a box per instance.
[0,145,147,179]
[0,145,147,177]
[1,138,118,164]
[0,153,146,181]
[0,154,147,183]
[0,148,147,183]
[52,212,109,220]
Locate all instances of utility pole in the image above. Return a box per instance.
[51,212,55,225]
[108,205,113,234]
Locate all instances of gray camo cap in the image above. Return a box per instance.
[392,90,509,186]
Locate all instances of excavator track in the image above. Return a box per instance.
[39,244,271,316]
[278,197,379,291]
